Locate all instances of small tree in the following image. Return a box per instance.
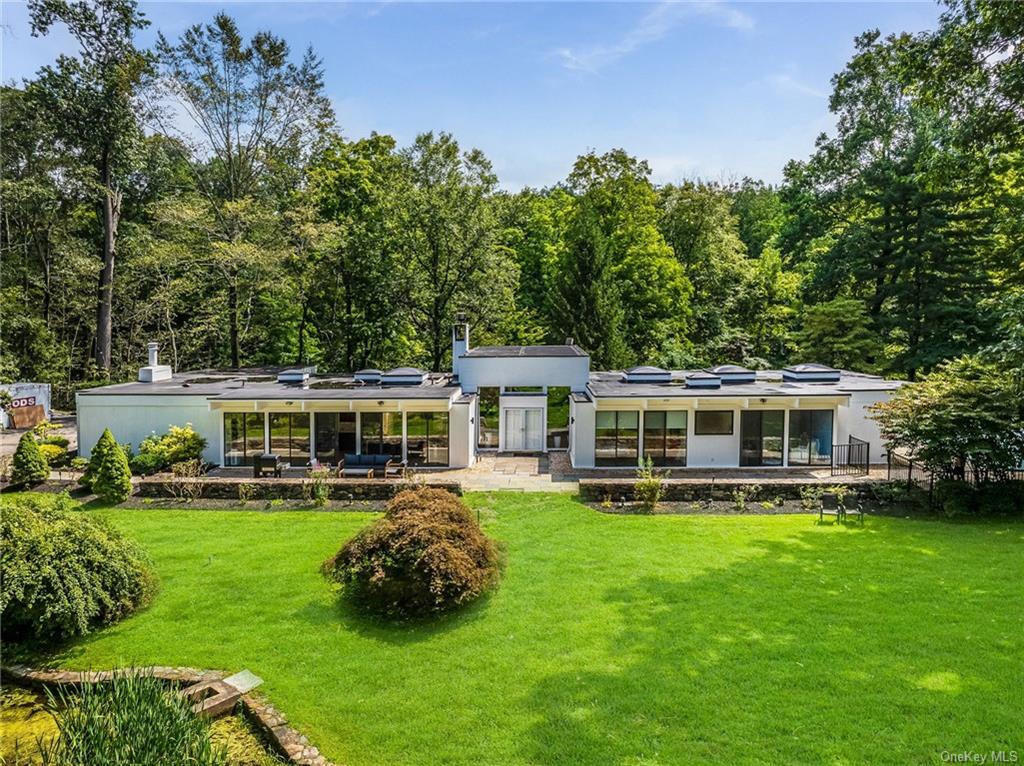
[11,432,49,485]
[633,457,663,512]
[872,356,1024,483]
[92,428,133,503]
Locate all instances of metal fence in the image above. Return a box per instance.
[886,451,934,489]
[888,451,1024,488]
[831,435,870,476]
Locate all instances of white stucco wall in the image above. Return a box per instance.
[570,399,596,467]
[686,408,742,468]
[449,399,474,468]
[76,394,221,464]
[836,389,895,463]
[456,356,590,393]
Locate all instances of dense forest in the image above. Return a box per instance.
[1,0,1021,407]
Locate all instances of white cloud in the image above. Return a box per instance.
[765,71,828,99]
[555,1,754,74]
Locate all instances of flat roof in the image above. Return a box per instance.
[78,370,459,400]
[587,369,904,399]
[460,345,587,358]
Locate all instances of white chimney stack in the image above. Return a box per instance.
[139,341,173,383]
[451,313,470,376]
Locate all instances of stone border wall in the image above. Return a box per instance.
[579,479,878,503]
[136,475,462,500]
[1,664,336,766]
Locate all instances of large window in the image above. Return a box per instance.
[224,412,264,466]
[360,412,403,456]
[269,412,311,466]
[547,387,571,450]
[314,412,357,464]
[694,410,734,435]
[643,411,687,466]
[407,412,449,466]
[789,409,833,465]
[595,410,639,466]
[478,388,499,449]
[740,411,784,467]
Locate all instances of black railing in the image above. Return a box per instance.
[888,451,1024,487]
[831,435,870,476]
[887,451,933,489]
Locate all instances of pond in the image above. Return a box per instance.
[0,684,284,766]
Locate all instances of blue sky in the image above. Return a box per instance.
[1,1,941,189]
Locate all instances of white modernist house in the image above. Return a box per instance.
[77,323,902,470]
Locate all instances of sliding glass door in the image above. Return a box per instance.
[788,410,833,465]
[268,413,311,466]
[407,412,450,466]
[739,411,784,466]
[360,412,403,456]
[223,412,265,466]
[595,411,639,466]
[314,412,356,465]
[643,411,687,466]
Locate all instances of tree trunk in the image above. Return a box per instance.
[229,281,240,369]
[95,154,121,374]
[297,299,309,366]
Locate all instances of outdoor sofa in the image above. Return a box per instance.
[338,453,406,479]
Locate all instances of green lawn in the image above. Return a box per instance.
[34,495,1024,765]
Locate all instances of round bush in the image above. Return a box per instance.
[323,488,498,618]
[0,493,156,642]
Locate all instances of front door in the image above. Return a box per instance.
[504,408,544,452]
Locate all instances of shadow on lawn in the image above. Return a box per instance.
[521,520,1023,766]
[294,585,499,647]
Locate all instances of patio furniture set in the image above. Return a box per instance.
[818,492,865,524]
[253,453,407,480]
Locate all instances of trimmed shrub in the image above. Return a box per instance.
[39,671,226,766]
[92,428,134,503]
[323,488,499,618]
[130,451,165,476]
[1,493,155,642]
[11,432,49,485]
[935,479,1024,517]
[39,442,69,468]
[136,424,207,474]
[40,434,70,449]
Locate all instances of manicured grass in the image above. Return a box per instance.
[28,496,1024,765]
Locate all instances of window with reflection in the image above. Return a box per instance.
[694,410,734,435]
[740,410,783,466]
[643,411,687,466]
[224,412,265,466]
[407,412,449,466]
[595,410,639,466]
[314,412,357,464]
[269,412,311,465]
[477,388,499,448]
[788,409,833,465]
[546,387,571,450]
[361,412,403,456]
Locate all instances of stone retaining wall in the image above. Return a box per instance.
[1,664,336,766]
[578,479,878,503]
[136,475,462,500]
